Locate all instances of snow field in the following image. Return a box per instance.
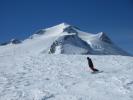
[0,53,133,100]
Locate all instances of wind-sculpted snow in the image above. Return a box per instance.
[0,51,133,100]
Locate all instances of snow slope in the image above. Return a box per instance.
[0,23,132,100]
[0,52,133,100]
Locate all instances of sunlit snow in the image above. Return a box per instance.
[0,23,132,100]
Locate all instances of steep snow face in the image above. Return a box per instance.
[0,23,130,56]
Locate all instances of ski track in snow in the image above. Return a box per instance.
[0,52,133,100]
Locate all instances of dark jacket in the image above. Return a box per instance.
[87,57,99,72]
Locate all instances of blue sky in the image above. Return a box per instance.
[0,0,133,54]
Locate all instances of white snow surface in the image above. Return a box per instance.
[0,23,133,100]
[0,50,133,100]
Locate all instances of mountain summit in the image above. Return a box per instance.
[0,23,133,100]
[0,23,130,56]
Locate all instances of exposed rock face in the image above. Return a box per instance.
[63,26,78,34]
[0,42,9,46]
[10,39,21,44]
[35,30,46,35]
[0,39,21,46]
[98,32,112,44]
[49,34,92,54]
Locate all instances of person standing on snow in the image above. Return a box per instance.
[87,57,99,72]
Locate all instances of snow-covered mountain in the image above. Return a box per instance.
[0,23,130,56]
[0,23,133,100]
